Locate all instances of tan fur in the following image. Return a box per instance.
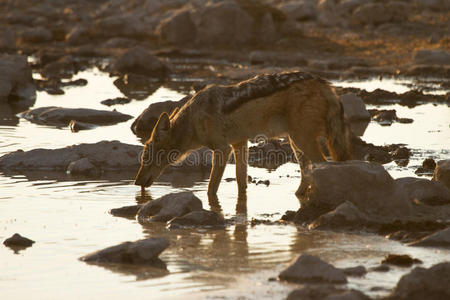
[135,73,351,201]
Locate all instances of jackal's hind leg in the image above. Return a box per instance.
[289,136,326,201]
[232,140,248,200]
[289,143,310,200]
[208,146,231,198]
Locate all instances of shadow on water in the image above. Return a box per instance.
[0,168,211,188]
[138,220,252,275]
[0,169,138,183]
[83,260,170,281]
[113,78,161,100]
[135,189,153,204]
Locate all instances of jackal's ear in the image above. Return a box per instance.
[155,112,170,133]
[169,107,179,120]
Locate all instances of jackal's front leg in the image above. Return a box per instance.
[207,146,231,198]
[232,140,248,198]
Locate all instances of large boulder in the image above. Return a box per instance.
[352,2,408,25]
[298,161,409,219]
[388,262,450,300]
[415,0,450,11]
[340,92,370,121]
[156,8,196,45]
[353,3,390,25]
[413,49,450,65]
[278,254,347,284]
[19,26,52,43]
[194,1,253,46]
[278,1,317,21]
[93,15,148,39]
[395,177,450,206]
[295,161,450,229]
[109,46,171,78]
[410,227,450,248]
[80,237,169,265]
[39,55,82,80]
[0,140,212,177]
[137,192,203,223]
[65,25,92,46]
[131,96,190,140]
[19,106,133,127]
[0,140,141,172]
[0,54,36,106]
[433,160,450,190]
[0,28,18,50]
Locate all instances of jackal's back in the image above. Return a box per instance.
[221,71,326,113]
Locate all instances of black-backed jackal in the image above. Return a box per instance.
[134,71,352,200]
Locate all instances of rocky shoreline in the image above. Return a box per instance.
[1,0,449,103]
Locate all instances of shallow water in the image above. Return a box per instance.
[1,70,449,299]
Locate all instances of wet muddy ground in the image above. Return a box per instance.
[1,68,449,299]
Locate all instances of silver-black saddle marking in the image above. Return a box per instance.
[221,71,325,113]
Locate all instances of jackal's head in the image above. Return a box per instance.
[134,110,179,188]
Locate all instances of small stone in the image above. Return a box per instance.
[3,233,35,247]
[80,237,169,265]
[109,46,170,78]
[278,254,347,284]
[110,205,142,219]
[67,158,97,175]
[62,78,88,87]
[415,158,436,176]
[371,264,390,272]
[342,265,367,277]
[423,158,437,170]
[381,254,422,267]
[100,97,131,106]
[168,209,225,229]
[433,159,450,189]
[137,192,203,223]
[257,180,270,186]
[372,109,397,125]
[392,147,410,160]
[281,210,296,222]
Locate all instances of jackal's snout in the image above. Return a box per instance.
[134,169,153,187]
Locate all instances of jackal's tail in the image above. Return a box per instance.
[325,87,352,161]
